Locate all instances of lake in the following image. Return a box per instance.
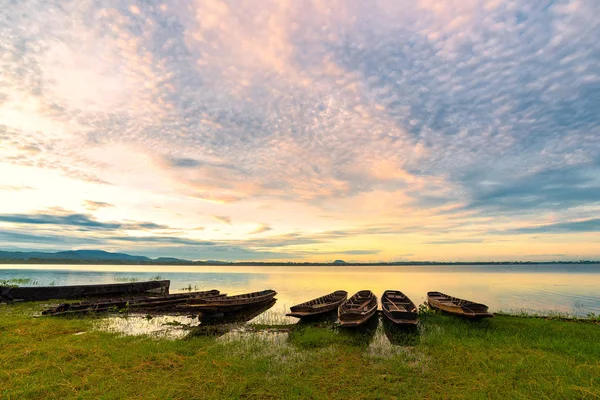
[2,264,600,319]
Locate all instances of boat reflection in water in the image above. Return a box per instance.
[293,308,339,327]
[338,313,379,347]
[381,317,420,346]
[188,299,278,338]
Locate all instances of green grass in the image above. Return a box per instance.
[1,303,599,399]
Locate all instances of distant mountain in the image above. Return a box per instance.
[56,250,152,261]
[0,249,161,262]
[154,257,190,263]
[1,250,597,265]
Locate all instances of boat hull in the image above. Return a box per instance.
[427,291,493,319]
[42,290,222,316]
[199,299,277,324]
[2,280,170,302]
[286,290,348,318]
[338,290,378,327]
[381,290,418,326]
[183,290,277,314]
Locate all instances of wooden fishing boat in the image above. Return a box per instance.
[180,289,277,313]
[286,290,348,318]
[338,290,378,327]
[427,291,493,319]
[2,280,170,302]
[200,298,278,324]
[381,290,418,326]
[42,290,222,316]
[190,300,278,338]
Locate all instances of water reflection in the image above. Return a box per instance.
[338,314,379,346]
[4,264,600,316]
[382,318,420,346]
[188,299,278,338]
[99,314,199,339]
[198,298,278,325]
[101,299,279,339]
[99,308,425,359]
[286,314,419,357]
[294,309,339,326]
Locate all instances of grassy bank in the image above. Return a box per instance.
[1,303,599,399]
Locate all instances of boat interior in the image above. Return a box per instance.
[384,293,415,312]
[429,292,489,314]
[344,291,375,311]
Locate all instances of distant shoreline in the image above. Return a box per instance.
[1,259,599,266]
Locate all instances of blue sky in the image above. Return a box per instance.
[0,0,599,261]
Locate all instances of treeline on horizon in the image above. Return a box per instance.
[0,258,598,266]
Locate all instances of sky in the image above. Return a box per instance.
[1,0,599,262]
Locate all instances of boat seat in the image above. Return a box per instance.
[388,303,408,312]
[356,299,373,311]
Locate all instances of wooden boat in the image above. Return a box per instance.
[427,291,493,319]
[1,280,170,302]
[190,300,278,338]
[42,290,222,316]
[338,290,378,327]
[180,289,277,313]
[286,290,348,318]
[200,298,277,324]
[381,290,418,326]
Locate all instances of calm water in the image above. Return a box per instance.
[2,264,600,319]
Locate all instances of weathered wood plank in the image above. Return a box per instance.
[1,280,170,302]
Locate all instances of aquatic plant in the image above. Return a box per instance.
[0,278,39,287]
[180,284,199,292]
[113,277,139,283]
[417,301,435,316]
[586,312,600,322]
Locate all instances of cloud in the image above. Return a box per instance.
[289,249,382,256]
[0,229,104,246]
[504,218,600,235]
[233,233,325,248]
[0,185,34,191]
[0,211,169,231]
[423,239,484,245]
[249,224,273,235]
[127,245,303,261]
[110,236,216,246]
[0,228,302,261]
[453,166,600,216]
[0,213,120,230]
[164,157,201,168]
[213,215,232,225]
[522,254,567,258]
[337,250,381,255]
[84,200,114,211]
[1,0,600,261]
[5,0,599,210]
